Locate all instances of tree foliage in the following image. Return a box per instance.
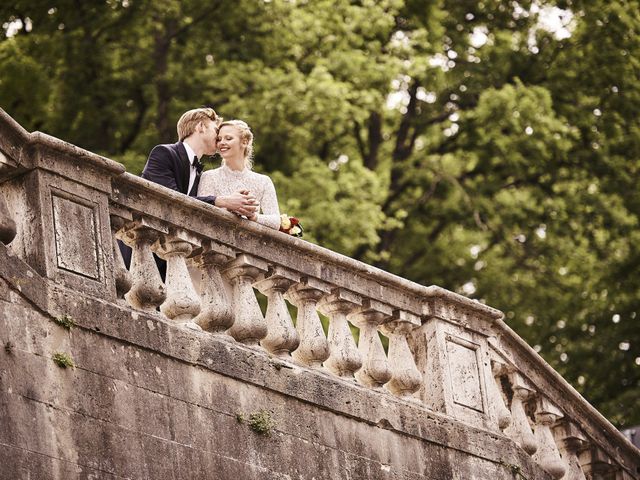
[1,0,638,427]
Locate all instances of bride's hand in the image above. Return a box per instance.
[216,191,258,217]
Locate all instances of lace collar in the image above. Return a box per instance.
[220,163,250,177]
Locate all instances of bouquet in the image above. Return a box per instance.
[279,214,304,237]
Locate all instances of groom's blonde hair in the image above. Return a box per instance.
[177,107,220,141]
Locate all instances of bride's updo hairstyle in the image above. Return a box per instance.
[218,119,254,170]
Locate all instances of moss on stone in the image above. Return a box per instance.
[53,314,75,330]
[236,410,276,436]
[52,352,75,369]
[248,410,276,436]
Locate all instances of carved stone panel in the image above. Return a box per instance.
[446,335,484,413]
[29,169,117,300]
[51,191,100,279]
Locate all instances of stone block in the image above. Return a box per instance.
[7,169,116,300]
[446,335,484,412]
[51,191,100,279]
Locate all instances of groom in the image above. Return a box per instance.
[120,107,258,272]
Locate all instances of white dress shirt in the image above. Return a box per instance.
[182,141,198,195]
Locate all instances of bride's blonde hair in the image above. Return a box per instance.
[218,120,254,170]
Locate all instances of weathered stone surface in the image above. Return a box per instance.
[6,168,116,301]
[447,337,484,412]
[0,271,550,480]
[413,317,494,430]
[51,191,100,279]
[0,188,16,244]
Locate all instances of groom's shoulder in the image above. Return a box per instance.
[149,142,182,158]
[152,142,181,152]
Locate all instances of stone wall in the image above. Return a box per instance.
[0,107,638,480]
[0,259,537,479]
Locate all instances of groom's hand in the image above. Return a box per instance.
[215,191,259,217]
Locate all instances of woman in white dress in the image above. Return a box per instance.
[198,120,281,230]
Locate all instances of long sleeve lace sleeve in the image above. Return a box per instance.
[256,176,281,230]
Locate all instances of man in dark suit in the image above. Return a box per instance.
[120,107,257,273]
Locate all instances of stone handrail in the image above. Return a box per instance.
[0,107,638,480]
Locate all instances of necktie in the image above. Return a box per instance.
[193,156,204,174]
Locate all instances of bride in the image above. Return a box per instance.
[198,120,281,230]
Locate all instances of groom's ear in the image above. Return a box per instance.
[195,121,207,134]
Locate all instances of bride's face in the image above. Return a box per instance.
[217,126,245,160]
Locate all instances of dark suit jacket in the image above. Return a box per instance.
[141,142,215,204]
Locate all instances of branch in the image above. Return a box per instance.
[401,217,449,267]
[393,80,419,162]
[382,157,443,213]
[170,2,224,41]
[91,3,141,41]
[318,140,330,161]
[353,119,367,163]
[424,110,452,127]
[118,88,148,153]
[365,111,383,170]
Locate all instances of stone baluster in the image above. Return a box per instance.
[120,220,166,312]
[254,266,300,357]
[554,420,588,480]
[190,240,235,333]
[381,310,422,397]
[222,253,268,345]
[532,397,567,479]
[614,469,637,480]
[488,360,512,431]
[153,230,201,327]
[348,299,392,388]
[318,289,362,379]
[110,215,132,299]
[616,471,637,480]
[504,372,538,455]
[578,446,622,480]
[285,277,331,368]
[0,191,16,244]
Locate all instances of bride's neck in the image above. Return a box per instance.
[224,156,244,171]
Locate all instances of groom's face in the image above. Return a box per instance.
[199,119,218,155]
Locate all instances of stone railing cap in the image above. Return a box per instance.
[422,285,503,320]
[30,131,125,175]
[0,108,30,142]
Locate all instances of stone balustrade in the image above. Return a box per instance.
[0,107,638,479]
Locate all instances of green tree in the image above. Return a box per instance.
[1,0,638,427]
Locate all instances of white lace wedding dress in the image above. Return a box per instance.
[197,164,281,230]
